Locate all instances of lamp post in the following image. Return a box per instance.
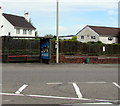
[56,0,59,63]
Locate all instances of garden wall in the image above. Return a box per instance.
[50,55,120,64]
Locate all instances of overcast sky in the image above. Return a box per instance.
[0,0,119,36]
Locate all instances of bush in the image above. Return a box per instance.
[87,41,104,45]
[2,37,120,56]
[71,36,77,41]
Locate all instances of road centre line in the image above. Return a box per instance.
[72,83,83,98]
[46,82,107,85]
[113,82,120,89]
[15,84,28,94]
[46,82,63,85]
[84,82,107,84]
[68,82,107,84]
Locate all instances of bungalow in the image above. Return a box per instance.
[0,7,36,37]
[59,35,75,40]
[76,25,119,44]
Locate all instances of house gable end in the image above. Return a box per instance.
[77,25,100,43]
[87,26,100,36]
[77,25,100,37]
[76,25,88,35]
[2,14,15,36]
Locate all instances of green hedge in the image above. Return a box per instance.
[2,37,120,56]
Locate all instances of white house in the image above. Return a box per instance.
[76,25,119,44]
[0,7,36,37]
[59,35,75,40]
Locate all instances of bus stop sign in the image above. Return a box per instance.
[40,38,50,60]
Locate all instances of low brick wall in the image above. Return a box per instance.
[3,55,40,63]
[97,58,119,64]
[50,55,120,64]
[3,54,120,64]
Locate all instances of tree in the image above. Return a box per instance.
[71,36,77,41]
[44,34,54,38]
[35,31,38,37]
[44,34,56,41]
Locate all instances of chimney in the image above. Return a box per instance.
[24,12,29,22]
[0,6,3,23]
[0,6,3,36]
[0,6,2,16]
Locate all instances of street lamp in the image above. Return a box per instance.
[56,0,59,63]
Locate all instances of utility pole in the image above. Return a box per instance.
[56,0,59,63]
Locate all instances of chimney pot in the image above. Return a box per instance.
[24,12,29,22]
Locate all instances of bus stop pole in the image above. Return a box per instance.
[56,0,59,63]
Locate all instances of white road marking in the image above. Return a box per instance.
[82,102,112,104]
[0,93,24,96]
[2,81,120,104]
[27,94,85,100]
[15,84,28,94]
[113,82,120,89]
[46,82,62,85]
[84,82,107,84]
[68,82,107,84]
[0,92,86,100]
[0,92,119,103]
[72,82,83,98]
[3,100,11,102]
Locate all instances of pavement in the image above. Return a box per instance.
[1,63,120,105]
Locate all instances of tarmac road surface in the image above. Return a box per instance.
[2,63,119,105]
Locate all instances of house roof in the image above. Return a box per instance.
[88,25,119,37]
[59,35,75,37]
[3,13,36,29]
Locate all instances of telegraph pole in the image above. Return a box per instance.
[56,0,59,63]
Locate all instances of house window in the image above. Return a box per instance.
[91,36,96,39]
[16,28,20,34]
[28,30,32,35]
[23,29,27,35]
[108,37,113,41]
[81,36,84,39]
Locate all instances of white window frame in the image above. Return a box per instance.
[23,29,27,35]
[81,36,84,39]
[28,30,32,35]
[108,37,113,41]
[16,28,20,34]
[91,36,96,39]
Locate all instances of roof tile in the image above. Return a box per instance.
[3,13,36,29]
[88,25,119,37]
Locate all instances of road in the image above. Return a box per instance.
[1,63,119,105]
